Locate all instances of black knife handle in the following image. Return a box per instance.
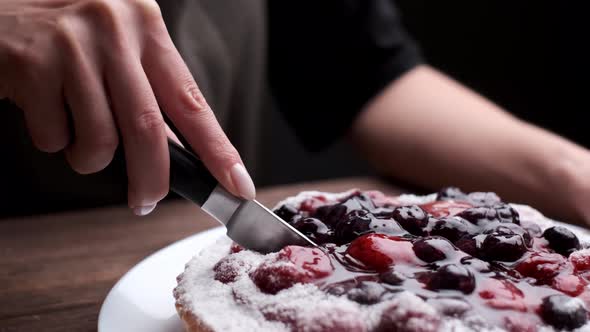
[168,139,218,206]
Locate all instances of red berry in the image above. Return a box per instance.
[250,246,333,294]
[516,252,567,284]
[229,242,244,253]
[420,200,473,218]
[213,254,251,283]
[278,246,333,279]
[552,274,587,297]
[250,263,306,294]
[347,234,418,272]
[423,264,476,294]
[570,249,590,272]
[478,278,526,312]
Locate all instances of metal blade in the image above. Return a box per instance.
[202,185,317,253]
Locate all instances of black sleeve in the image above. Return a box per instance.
[268,0,423,151]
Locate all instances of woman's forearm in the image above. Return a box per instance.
[350,65,590,224]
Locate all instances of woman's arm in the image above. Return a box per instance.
[351,65,590,224]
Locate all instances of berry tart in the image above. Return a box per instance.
[174,188,590,332]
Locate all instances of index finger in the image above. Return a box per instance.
[141,25,255,200]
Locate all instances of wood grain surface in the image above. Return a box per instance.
[0,177,401,332]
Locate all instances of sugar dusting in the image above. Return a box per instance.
[175,191,590,332]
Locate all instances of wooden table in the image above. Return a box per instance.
[0,177,400,332]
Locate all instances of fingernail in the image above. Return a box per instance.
[133,203,157,216]
[230,163,256,200]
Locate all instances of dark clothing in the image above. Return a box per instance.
[0,0,420,216]
[267,1,421,150]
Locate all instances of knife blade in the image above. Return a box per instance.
[168,139,317,253]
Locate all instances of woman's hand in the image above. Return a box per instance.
[0,0,255,215]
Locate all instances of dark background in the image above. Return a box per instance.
[1,1,586,216]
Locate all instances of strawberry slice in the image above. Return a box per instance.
[552,274,587,297]
[478,278,527,312]
[250,246,333,294]
[278,245,333,279]
[515,252,566,284]
[570,249,590,272]
[346,233,418,271]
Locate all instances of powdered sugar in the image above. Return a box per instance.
[175,190,590,332]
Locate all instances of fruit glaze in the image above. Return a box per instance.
[177,188,590,332]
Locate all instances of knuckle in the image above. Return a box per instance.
[179,80,209,116]
[82,0,119,21]
[132,0,163,23]
[132,109,165,137]
[54,17,80,56]
[80,0,126,49]
[9,42,46,79]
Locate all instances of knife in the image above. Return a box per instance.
[167,139,317,253]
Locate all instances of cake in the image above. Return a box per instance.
[174,188,590,331]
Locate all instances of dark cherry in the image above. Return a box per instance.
[437,187,467,201]
[438,187,502,207]
[493,204,521,224]
[428,217,477,243]
[457,207,496,225]
[291,217,333,243]
[391,205,429,236]
[540,295,588,330]
[379,269,406,286]
[413,237,456,263]
[323,279,358,296]
[543,226,581,257]
[274,204,299,223]
[485,223,532,247]
[371,207,395,219]
[423,264,476,294]
[340,193,375,213]
[454,235,478,257]
[333,209,405,245]
[459,256,491,272]
[466,191,501,207]
[478,232,528,262]
[312,204,348,227]
[346,281,387,304]
[368,218,406,236]
[333,210,373,244]
[457,204,520,226]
